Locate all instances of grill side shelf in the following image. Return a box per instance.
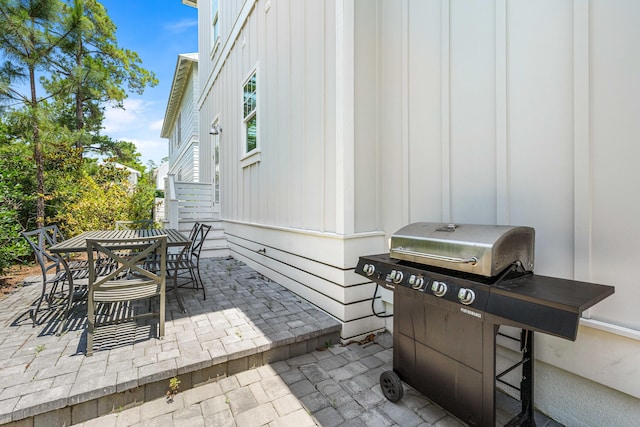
[487,274,614,341]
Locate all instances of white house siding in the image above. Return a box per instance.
[196,0,242,98]
[172,143,200,183]
[194,0,639,424]
[364,0,640,425]
[197,0,386,340]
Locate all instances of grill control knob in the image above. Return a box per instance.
[363,264,375,276]
[458,288,476,305]
[432,281,447,297]
[410,276,425,290]
[390,270,404,284]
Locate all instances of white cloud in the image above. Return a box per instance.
[150,119,164,131]
[165,18,198,34]
[103,99,150,134]
[102,98,167,166]
[127,137,168,166]
[129,137,165,152]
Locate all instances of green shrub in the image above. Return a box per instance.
[54,165,157,236]
[0,141,34,274]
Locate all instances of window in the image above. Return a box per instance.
[211,0,219,47]
[212,119,220,204]
[177,112,182,146]
[243,70,257,154]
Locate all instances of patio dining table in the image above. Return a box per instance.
[49,228,192,334]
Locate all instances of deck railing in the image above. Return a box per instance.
[164,174,213,229]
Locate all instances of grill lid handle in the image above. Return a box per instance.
[392,247,478,265]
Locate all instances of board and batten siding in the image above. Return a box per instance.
[366,0,640,425]
[196,1,639,424]
[198,0,386,340]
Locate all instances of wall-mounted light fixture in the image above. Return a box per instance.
[209,124,222,135]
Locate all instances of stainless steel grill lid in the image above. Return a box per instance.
[389,222,535,277]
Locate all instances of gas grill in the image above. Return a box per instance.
[355,222,614,427]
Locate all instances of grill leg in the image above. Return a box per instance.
[506,329,536,427]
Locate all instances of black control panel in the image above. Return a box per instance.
[356,254,490,313]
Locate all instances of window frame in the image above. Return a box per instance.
[241,66,260,167]
[177,112,182,146]
[212,116,221,205]
[210,0,220,57]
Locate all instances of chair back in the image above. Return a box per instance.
[115,220,154,230]
[20,225,66,280]
[189,223,211,261]
[86,236,167,356]
[188,222,200,241]
[87,236,167,301]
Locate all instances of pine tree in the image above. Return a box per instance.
[0,0,77,227]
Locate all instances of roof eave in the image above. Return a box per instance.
[160,53,198,138]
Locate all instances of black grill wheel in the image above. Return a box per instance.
[380,370,404,402]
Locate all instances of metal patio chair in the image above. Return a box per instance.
[20,225,92,327]
[167,223,211,300]
[187,222,201,241]
[166,222,199,258]
[86,236,166,356]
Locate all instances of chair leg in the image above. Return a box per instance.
[172,272,186,313]
[30,274,48,327]
[87,300,95,356]
[195,266,206,300]
[185,267,198,290]
[57,277,77,336]
[159,292,165,338]
[47,280,61,305]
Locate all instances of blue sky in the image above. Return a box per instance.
[99,1,198,167]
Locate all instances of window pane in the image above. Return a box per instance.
[246,96,255,116]
[246,115,257,152]
[243,73,257,118]
[244,98,254,118]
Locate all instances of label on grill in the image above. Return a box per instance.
[460,307,482,319]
